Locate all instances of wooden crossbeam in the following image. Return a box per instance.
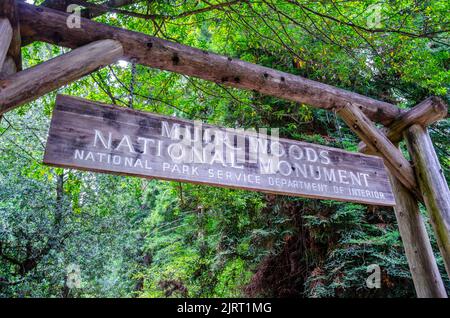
[0,19,13,69]
[405,124,450,279]
[359,97,448,154]
[17,2,402,125]
[337,103,420,198]
[0,39,123,115]
[387,172,447,297]
[41,0,139,19]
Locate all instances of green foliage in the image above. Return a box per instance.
[304,203,414,297]
[1,0,449,298]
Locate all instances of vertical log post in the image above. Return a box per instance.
[0,0,22,71]
[405,124,450,278]
[388,173,447,297]
[0,19,13,70]
[0,0,20,123]
[338,103,447,297]
[0,18,13,123]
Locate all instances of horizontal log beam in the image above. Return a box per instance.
[405,124,450,279]
[17,2,402,125]
[337,103,421,199]
[0,39,123,115]
[41,0,140,18]
[359,97,448,154]
[0,19,13,69]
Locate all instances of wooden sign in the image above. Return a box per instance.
[44,95,395,206]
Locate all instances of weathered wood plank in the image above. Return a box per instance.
[387,172,447,298]
[337,103,420,199]
[0,19,13,70]
[0,39,123,115]
[359,97,448,154]
[17,2,402,125]
[43,95,396,206]
[405,124,450,279]
[0,0,22,71]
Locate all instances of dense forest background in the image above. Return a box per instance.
[0,0,449,297]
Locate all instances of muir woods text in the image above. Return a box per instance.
[43,95,395,206]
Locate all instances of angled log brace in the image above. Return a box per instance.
[337,103,420,199]
[0,39,123,115]
[359,97,448,155]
